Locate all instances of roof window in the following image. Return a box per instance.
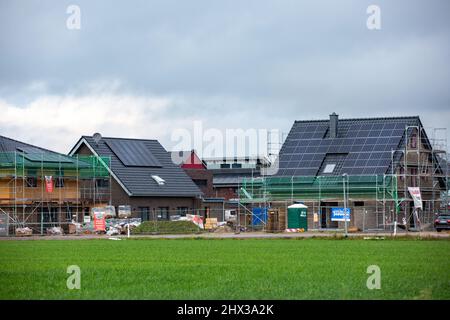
[323,164,336,173]
[151,175,165,185]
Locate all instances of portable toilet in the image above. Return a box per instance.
[287,203,308,231]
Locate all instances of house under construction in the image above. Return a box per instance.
[0,135,111,235]
[239,115,449,232]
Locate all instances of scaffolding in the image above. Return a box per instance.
[238,126,448,233]
[393,126,448,228]
[0,152,111,235]
[238,174,399,232]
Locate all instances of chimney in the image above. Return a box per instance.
[92,132,102,145]
[329,112,338,138]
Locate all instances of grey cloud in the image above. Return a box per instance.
[0,0,449,149]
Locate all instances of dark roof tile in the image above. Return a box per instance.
[276,116,423,176]
[79,136,202,197]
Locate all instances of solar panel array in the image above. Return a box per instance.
[277,117,420,177]
[105,139,162,167]
[23,153,74,163]
[16,147,74,163]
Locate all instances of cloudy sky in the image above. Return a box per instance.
[0,0,449,156]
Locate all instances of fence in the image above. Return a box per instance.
[238,174,442,232]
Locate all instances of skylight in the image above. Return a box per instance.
[323,164,336,173]
[151,175,165,185]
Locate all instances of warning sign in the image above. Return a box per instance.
[93,211,106,231]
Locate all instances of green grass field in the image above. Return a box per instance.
[0,238,449,299]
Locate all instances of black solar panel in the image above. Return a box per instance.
[24,153,74,163]
[276,117,421,177]
[105,139,162,167]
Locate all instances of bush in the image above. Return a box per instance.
[132,221,203,234]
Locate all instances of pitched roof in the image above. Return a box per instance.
[0,135,84,169]
[70,136,202,197]
[170,150,206,169]
[276,116,425,176]
[211,168,262,187]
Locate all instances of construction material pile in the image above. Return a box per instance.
[213,224,234,233]
[15,227,33,237]
[204,218,218,230]
[106,219,141,236]
[46,227,64,235]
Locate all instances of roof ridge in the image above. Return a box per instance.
[294,115,420,123]
[0,134,63,155]
[83,135,159,142]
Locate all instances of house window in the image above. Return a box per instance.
[139,207,150,221]
[26,169,37,188]
[410,168,418,187]
[55,177,64,188]
[177,207,189,217]
[410,134,417,149]
[220,163,231,169]
[323,164,336,174]
[354,201,365,207]
[231,163,242,169]
[157,207,169,220]
[95,179,109,188]
[38,208,59,226]
[399,167,405,181]
[319,153,348,176]
[54,169,64,188]
[26,177,37,188]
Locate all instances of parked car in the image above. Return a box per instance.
[434,215,450,232]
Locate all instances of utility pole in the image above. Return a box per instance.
[343,173,348,237]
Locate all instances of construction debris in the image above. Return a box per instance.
[68,223,79,234]
[186,214,204,229]
[205,218,218,230]
[47,227,64,235]
[105,219,141,235]
[213,225,234,233]
[285,228,305,233]
[106,227,120,236]
[15,227,32,237]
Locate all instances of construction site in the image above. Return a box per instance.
[0,151,111,236]
[0,118,448,237]
[238,125,449,233]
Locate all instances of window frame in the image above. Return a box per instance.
[323,164,336,174]
[177,207,189,217]
[157,207,170,220]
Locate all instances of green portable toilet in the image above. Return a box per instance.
[287,203,308,230]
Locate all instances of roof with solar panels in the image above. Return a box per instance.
[69,134,203,197]
[276,114,432,177]
[0,134,89,169]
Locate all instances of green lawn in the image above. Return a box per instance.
[0,238,449,299]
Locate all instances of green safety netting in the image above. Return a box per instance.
[0,152,110,178]
[239,174,398,203]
